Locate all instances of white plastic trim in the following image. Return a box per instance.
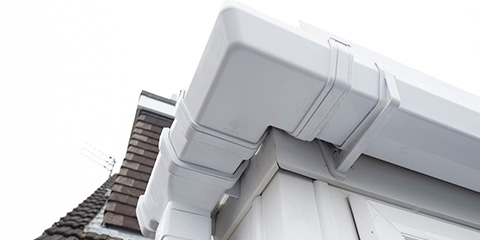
[138,94,175,119]
[136,129,247,239]
[215,131,279,240]
[227,196,264,240]
[348,193,480,239]
[170,92,263,174]
[156,202,212,240]
[291,38,353,141]
[138,2,480,240]
[313,181,341,240]
[349,194,405,240]
[271,129,480,231]
[216,129,480,240]
[320,64,401,179]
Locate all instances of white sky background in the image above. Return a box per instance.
[0,0,479,239]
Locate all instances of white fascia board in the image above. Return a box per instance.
[300,20,480,118]
[137,94,175,119]
[214,129,480,240]
[271,129,480,231]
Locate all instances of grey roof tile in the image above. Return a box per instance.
[36,175,119,240]
[108,192,138,206]
[103,212,141,232]
[105,202,137,217]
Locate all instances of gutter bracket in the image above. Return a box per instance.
[224,179,241,198]
[319,63,401,180]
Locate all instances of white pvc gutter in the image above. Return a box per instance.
[137,2,480,240]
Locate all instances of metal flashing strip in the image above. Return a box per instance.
[320,64,401,179]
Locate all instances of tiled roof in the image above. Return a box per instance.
[103,110,173,232]
[36,175,121,240]
[37,91,175,239]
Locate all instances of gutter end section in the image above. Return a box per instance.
[136,128,247,239]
